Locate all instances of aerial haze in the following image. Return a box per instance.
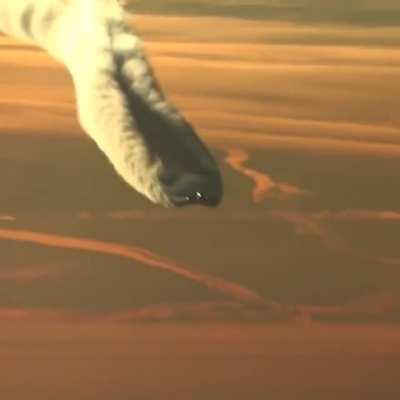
[1,1,400,399]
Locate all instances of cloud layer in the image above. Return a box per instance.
[0,12,400,325]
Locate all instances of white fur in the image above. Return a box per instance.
[0,0,220,207]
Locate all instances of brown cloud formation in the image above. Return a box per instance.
[2,292,400,324]
[127,0,400,27]
[108,301,285,323]
[1,13,400,328]
[1,15,400,158]
[83,294,400,323]
[0,229,266,305]
[270,210,400,268]
[225,148,308,202]
[318,210,400,222]
[79,208,400,226]
[135,16,400,157]
[270,210,352,256]
[300,292,400,323]
[73,209,400,267]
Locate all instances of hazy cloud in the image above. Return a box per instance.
[0,228,266,305]
[126,0,400,26]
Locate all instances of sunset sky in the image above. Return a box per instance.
[1,1,400,399]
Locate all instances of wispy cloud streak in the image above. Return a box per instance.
[271,211,400,268]
[0,229,266,305]
[0,265,59,281]
[225,148,307,202]
[318,210,400,222]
